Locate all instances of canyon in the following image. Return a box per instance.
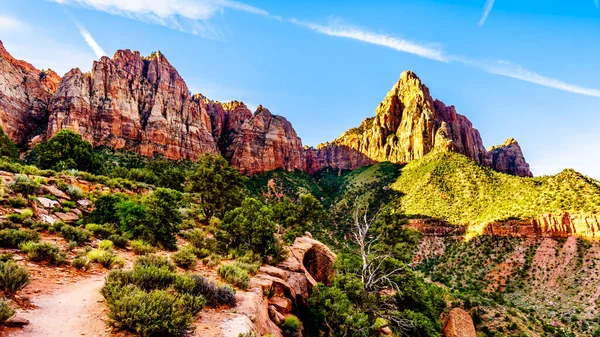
[0,41,531,177]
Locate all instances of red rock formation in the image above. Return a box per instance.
[442,308,477,337]
[47,50,218,160]
[229,106,305,175]
[206,99,253,159]
[0,40,60,145]
[317,71,531,177]
[488,138,532,177]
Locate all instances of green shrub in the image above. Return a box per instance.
[62,200,76,208]
[134,255,175,272]
[172,246,197,269]
[98,240,114,251]
[102,285,204,337]
[19,209,33,221]
[10,175,40,195]
[60,225,89,245]
[87,249,123,269]
[174,274,235,307]
[281,315,302,337]
[0,229,39,248]
[131,265,176,291]
[130,240,157,255]
[33,129,104,173]
[107,234,128,248]
[217,264,250,289]
[85,223,116,239]
[67,185,83,200]
[0,261,30,294]
[6,214,21,224]
[72,256,90,270]
[0,126,18,160]
[0,298,14,324]
[66,241,78,251]
[7,196,27,208]
[20,242,66,265]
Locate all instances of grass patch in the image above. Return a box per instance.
[217,263,250,289]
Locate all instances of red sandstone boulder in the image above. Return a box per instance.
[443,308,477,337]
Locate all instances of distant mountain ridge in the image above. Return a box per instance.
[0,41,531,176]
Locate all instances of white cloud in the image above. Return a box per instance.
[76,23,106,58]
[290,18,448,62]
[47,0,270,38]
[0,15,27,32]
[479,0,496,26]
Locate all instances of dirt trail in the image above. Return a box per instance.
[10,274,110,337]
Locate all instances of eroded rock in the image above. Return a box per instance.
[443,308,477,337]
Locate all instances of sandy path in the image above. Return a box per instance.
[10,274,110,337]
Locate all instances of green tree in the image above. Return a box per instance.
[0,127,18,160]
[34,130,103,173]
[146,160,187,191]
[187,154,246,221]
[273,193,327,243]
[90,194,123,224]
[144,188,183,249]
[218,198,278,259]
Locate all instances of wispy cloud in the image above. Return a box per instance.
[75,23,106,58]
[296,19,600,98]
[290,18,447,62]
[478,0,496,26]
[47,0,270,38]
[0,15,27,32]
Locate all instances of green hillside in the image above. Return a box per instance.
[390,152,600,226]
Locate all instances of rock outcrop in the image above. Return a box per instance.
[228,106,306,175]
[239,235,336,336]
[0,42,531,177]
[0,41,60,146]
[488,138,532,177]
[319,71,532,177]
[442,308,477,337]
[47,50,218,160]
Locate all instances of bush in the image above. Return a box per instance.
[60,225,90,245]
[142,188,182,249]
[20,242,66,265]
[0,127,18,160]
[0,261,30,294]
[103,285,204,337]
[85,223,116,239]
[0,229,39,248]
[134,255,175,272]
[175,274,235,307]
[219,198,279,260]
[107,234,128,248]
[67,185,83,200]
[281,315,302,337]
[72,256,90,270]
[7,196,27,208]
[89,195,122,225]
[87,249,123,269]
[130,240,157,255]
[172,246,197,269]
[0,298,14,324]
[217,264,250,289]
[10,175,40,195]
[98,240,114,251]
[34,130,104,173]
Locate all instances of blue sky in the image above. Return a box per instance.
[1,0,599,178]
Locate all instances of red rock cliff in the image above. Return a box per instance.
[46,50,218,160]
[0,40,60,146]
[315,71,532,177]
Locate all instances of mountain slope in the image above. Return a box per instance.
[391,152,600,233]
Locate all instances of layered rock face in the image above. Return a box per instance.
[228,106,306,175]
[0,41,59,146]
[321,71,532,176]
[442,308,477,337]
[488,138,532,177]
[0,42,531,177]
[47,50,218,160]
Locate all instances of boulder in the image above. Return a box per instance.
[5,315,30,327]
[443,308,476,337]
[39,214,57,225]
[268,297,292,314]
[43,185,69,200]
[37,197,59,209]
[54,212,79,223]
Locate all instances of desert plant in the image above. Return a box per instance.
[60,225,89,245]
[281,315,302,337]
[0,261,30,294]
[0,298,14,324]
[20,242,66,265]
[87,249,123,269]
[217,264,250,289]
[0,229,39,248]
[172,246,197,269]
[85,223,116,239]
[130,240,157,255]
[67,185,83,200]
[72,256,90,270]
[174,274,235,307]
[98,240,114,251]
[107,234,128,248]
[10,175,40,195]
